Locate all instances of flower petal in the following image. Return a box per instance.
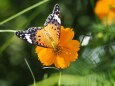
[67,40,80,52]
[35,26,80,69]
[54,55,68,69]
[95,0,109,15]
[95,0,115,25]
[60,26,74,44]
[107,11,115,24]
[62,47,78,64]
[38,48,55,66]
[55,40,80,68]
[35,46,44,53]
[54,44,79,69]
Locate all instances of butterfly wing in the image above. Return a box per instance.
[34,4,61,48]
[16,25,60,48]
[16,27,42,45]
[39,4,61,47]
[44,4,61,27]
[35,23,60,48]
[16,4,61,48]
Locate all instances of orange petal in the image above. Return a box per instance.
[61,47,78,63]
[95,0,109,15]
[38,48,55,66]
[54,46,79,69]
[54,55,68,69]
[108,11,115,24]
[95,0,115,25]
[67,40,80,52]
[60,26,74,44]
[35,46,44,53]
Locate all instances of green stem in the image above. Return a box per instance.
[25,58,36,86]
[43,67,62,86]
[0,30,17,32]
[0,0,49,25]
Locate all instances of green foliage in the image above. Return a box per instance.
[0,0,115,86]
[35,73,114,86]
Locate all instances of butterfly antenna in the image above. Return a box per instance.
[0,30,17,32]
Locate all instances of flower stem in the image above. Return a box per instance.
[43,67,62,86]
[0,0,49,25]
[25,58,36,86]
[0,30,17,32]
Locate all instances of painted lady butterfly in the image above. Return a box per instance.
[16,4,61,48]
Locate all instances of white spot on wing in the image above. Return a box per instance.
[54,14,61,24]
[25,34,32,44]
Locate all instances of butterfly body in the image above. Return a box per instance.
[16,4,61,48]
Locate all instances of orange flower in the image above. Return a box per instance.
[35,26,80,69]
[95,0,115,25]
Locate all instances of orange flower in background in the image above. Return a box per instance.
[35,26,80,69]
[95,0,115,25]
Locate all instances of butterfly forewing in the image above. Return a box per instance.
[16,27,42,45]
[44,4,61,36]
[44,4,61,27]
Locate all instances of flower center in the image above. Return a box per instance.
[53,46,62,55]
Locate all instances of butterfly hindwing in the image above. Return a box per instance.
[35,23,60,48]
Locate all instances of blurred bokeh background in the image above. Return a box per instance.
[0,0,115,86]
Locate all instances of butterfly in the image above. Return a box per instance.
[16,4,61,48]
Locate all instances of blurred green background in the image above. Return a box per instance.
[0,0,115,86]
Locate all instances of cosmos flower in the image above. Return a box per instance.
[35,26,80,69]
[95,0,115,25]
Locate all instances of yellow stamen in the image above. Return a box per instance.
[53,46,62,55]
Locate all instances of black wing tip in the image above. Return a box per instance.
[16,31,21,36]
[16,27,41,36]
[54,4,60,9]
[53,4,60,14]
[16,31,25,39]
[55,4,59,6]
